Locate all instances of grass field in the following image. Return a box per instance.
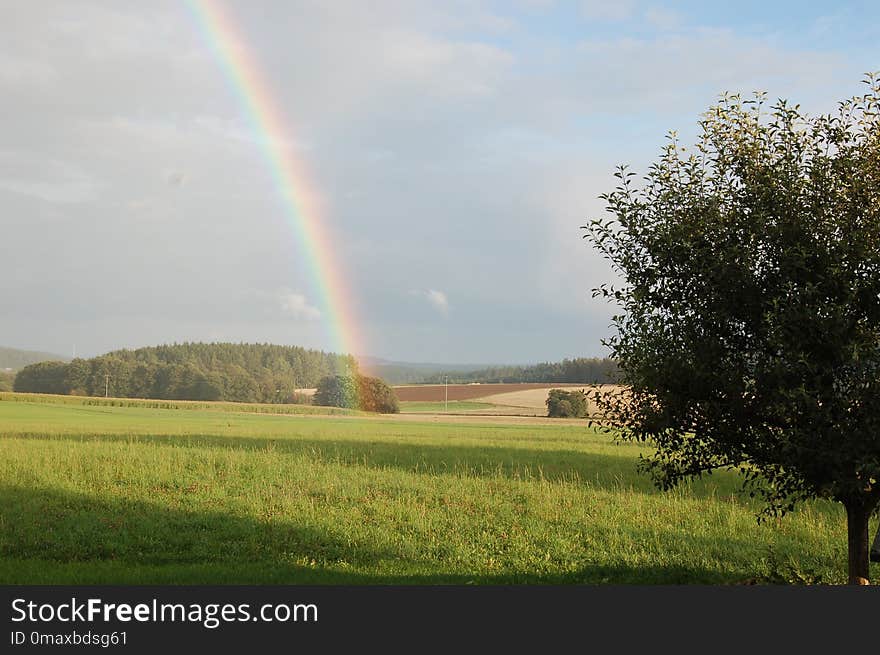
[0,391,354,416]
[0,393,874,584]
[399,400,495,413]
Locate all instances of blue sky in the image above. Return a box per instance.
[1,1,877,364]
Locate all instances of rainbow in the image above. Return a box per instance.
[186,0,362,365]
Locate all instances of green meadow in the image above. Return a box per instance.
[0,393,872,584]
[399,400,495,413]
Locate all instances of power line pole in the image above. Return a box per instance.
[105,374,110,398]
[445,375,448,413]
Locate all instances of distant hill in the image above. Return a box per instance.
[357,357,491,385]
[358,356,618,385]
[417,357,619,385]
[0,346,68,371]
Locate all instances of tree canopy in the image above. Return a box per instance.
[13,342,356,404]
[313,374,400,414]
[420,357,618,384]
[546,388,588,418]
[0,369,17,392]
[584,75,880,583]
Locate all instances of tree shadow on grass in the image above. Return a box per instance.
[0,482,407,584]
[0,484,796,585]
[4,431,746,498]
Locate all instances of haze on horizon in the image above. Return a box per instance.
[2,1,877,364]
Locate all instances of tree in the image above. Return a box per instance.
[13,361,69,395]
[546,388,588,418]
[0,370,14,392]
[313,374,359,409]
[357,375,400,414]
[313,374,400,413]
[223,364,258,402]
[584,75,880,584]
[63,358,91,396]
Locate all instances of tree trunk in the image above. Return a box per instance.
[872,522,880,563]
[845,500,871,585]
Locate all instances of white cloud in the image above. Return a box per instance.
[426,289,449,314]
[278,291,322,321]
[410,289,449,315]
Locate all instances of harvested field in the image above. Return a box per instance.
[393,383,590,402]
[478,385,622,414]
[478,388,577,410]
[395,383,623,417]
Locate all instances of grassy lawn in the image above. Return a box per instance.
[0,395,872,584]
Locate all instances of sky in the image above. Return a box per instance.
[1,0,878,364]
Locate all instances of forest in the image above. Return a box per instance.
[420,357,619,384]
[12,342,356,403]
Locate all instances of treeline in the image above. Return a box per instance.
[13,342,357,403]
[421,357,619,384]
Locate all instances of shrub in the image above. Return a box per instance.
[546,388,588,418]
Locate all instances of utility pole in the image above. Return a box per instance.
[105,374,110,398]
[444,375,448,413]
